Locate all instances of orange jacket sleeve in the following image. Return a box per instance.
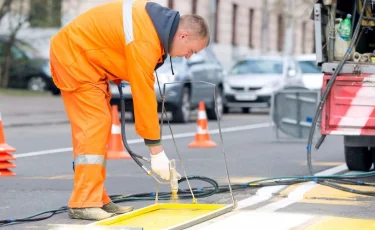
[125,41,162,146]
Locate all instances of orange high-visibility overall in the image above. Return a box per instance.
[49,0,180,208]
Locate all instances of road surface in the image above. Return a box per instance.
[1,107,375,229]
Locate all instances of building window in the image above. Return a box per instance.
[277,14,284,52]
[232,3,238,46]
[192,0,197,14]
[168,0,174,9]
[29,0,62,28]
[249,8,254,48]
[214,0,220,43]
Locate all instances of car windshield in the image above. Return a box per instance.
[230,59,284,75]
[298,61,321,73]
[157,57,184,73]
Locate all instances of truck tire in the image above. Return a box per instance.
[344,146,373,171]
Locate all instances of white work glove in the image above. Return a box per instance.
[150,150,181,180]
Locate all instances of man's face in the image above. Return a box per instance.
[169,31,208,59]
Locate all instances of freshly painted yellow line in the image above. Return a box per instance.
[92,203,228,229]
[305,216,375,230]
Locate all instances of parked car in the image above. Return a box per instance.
[295,54,323,91]
[0,35,59,95]
[110,45,225,123]
[223,55,304,113]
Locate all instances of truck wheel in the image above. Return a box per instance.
[344,146,373,171]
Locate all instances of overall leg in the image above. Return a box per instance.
[100,86,134,214]
[61,85,114,220]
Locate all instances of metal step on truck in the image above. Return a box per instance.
[313,0,375,171]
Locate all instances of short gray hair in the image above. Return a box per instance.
[179,14,210,42]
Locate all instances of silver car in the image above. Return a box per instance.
[110,46,225,123]
[223,55,304,113]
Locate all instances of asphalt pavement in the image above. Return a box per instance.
[0,95,68,127]
[1,94,375,229]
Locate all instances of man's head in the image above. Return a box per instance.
[169,14,210,59]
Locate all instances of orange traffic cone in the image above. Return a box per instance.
[107,105,131,159]
[188,102,217,148]
[0,113,16,177]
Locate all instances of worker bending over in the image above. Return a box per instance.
[49,0,210,221]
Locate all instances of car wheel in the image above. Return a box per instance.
[172,86,191,123]
[27,76,47,92]
[207,87,223,120]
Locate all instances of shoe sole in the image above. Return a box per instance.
[103,207,135,214]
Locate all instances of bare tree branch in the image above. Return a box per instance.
[0,0,12,21]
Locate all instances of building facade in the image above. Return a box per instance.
[1,0,315,70]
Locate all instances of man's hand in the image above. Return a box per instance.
[150,150,181,180]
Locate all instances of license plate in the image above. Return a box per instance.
[235,93,257,101]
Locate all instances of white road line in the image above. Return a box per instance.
[188,164,349,229]
[14,122,273,159]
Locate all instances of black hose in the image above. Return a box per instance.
[306,0,368,175]
[118,85,150,174]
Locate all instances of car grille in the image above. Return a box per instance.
[230,86,262,91]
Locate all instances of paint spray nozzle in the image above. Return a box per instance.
[169,159,179,200]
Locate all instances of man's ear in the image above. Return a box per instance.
[179,31,189,39]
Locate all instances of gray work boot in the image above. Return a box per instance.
[102,202,134,214]
[68,207,116,221]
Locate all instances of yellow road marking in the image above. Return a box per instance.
[304,216,375,230]
[299,199,368,206]
[303,184,373,201]
[19,175,73,180]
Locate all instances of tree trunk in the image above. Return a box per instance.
[0,14,28,88]
[0,42,12,88]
